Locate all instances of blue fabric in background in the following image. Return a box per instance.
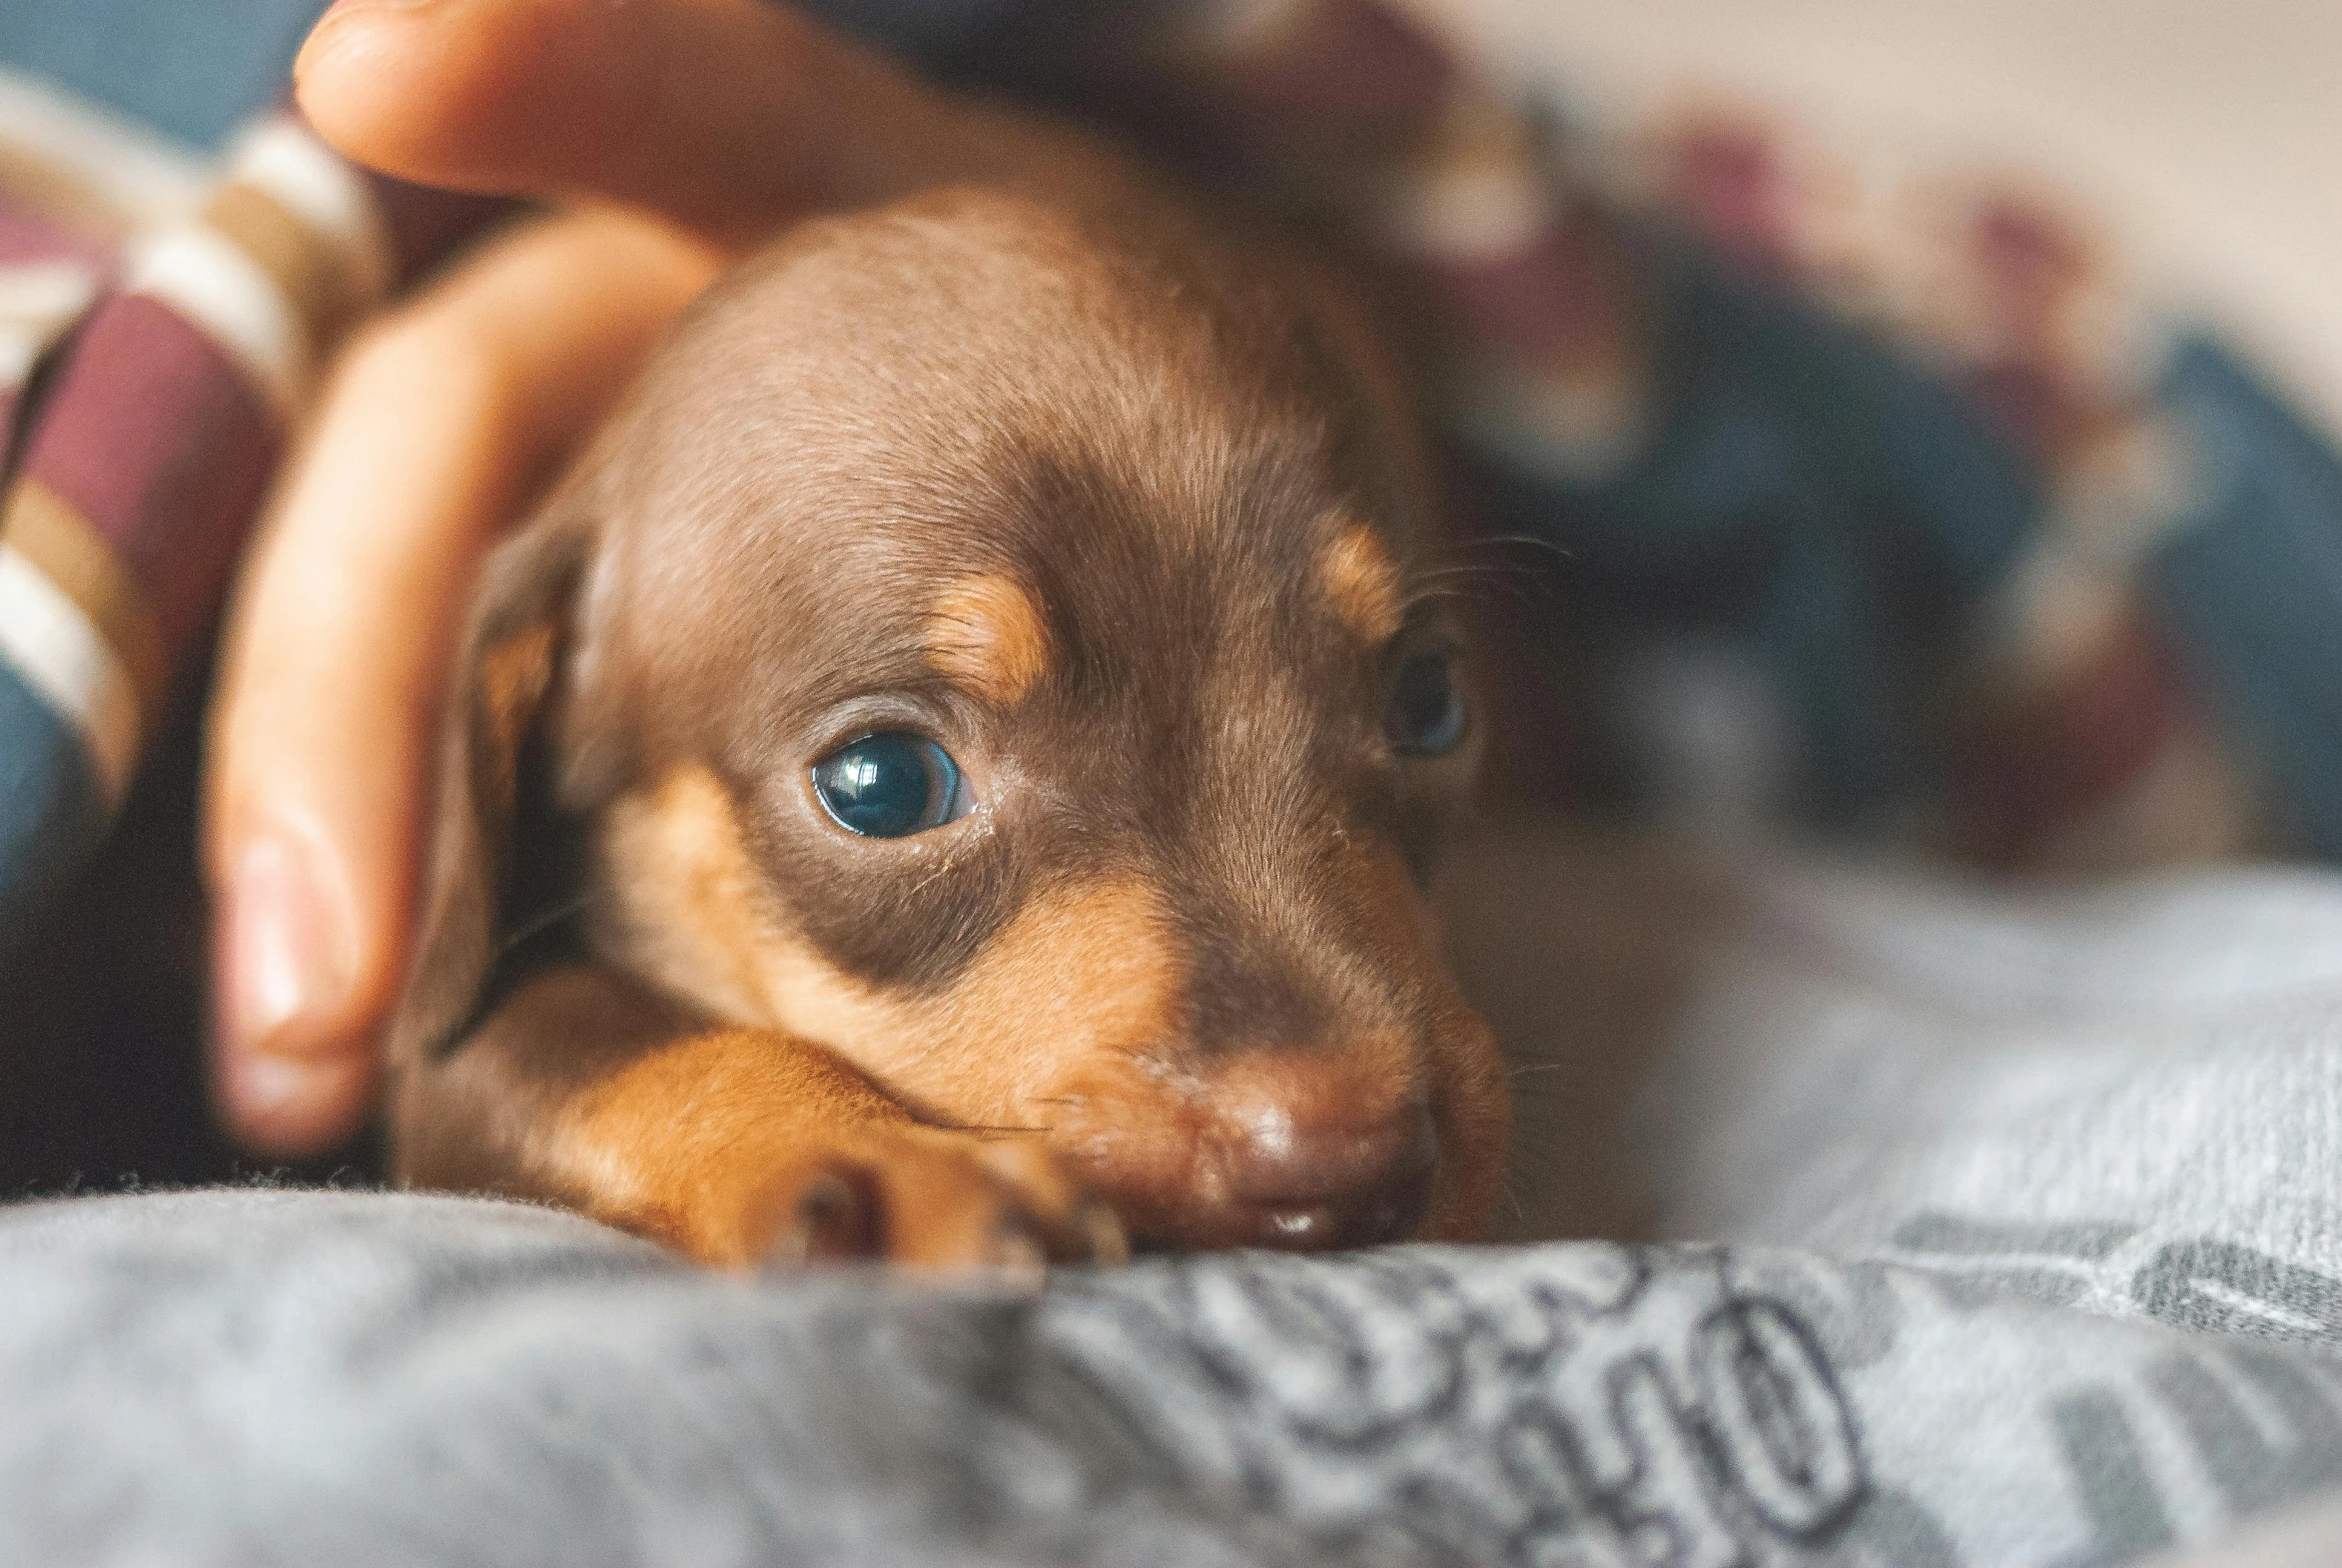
[0,0,329,149]
[2153,341,2342,857]
[0,668,103,963]
[1485,238,2042,827]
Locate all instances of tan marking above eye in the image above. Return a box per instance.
[922,572,1053,705]
[1319,522,1403,644]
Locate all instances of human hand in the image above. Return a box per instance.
[204,0,1085,1154]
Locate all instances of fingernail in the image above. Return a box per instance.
[228,1052,332,1127]
[219,829,357,1060]
[296,0,443,82]
[319,0,444,19]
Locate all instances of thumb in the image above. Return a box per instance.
[293,0,1070,251]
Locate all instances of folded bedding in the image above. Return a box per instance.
[8,860,2342,1568]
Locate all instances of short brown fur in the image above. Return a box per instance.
[388,150,1510,1267]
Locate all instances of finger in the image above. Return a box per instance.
[293,0,1076,250]
[206,209,720,1156]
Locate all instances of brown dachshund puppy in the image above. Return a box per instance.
[388,162,1510,1269]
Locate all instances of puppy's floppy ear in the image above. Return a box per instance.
[390,505,596,1069]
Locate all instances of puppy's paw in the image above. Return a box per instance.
[748,1128,1127,1273]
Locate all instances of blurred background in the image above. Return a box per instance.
[7,0,2335,426]
[1427,0,2342,432]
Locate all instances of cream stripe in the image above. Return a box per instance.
[227,119,393,312]
[126,224,309,414]
[1382,98,1558,263]
[1455,353,1650,484]
[0,260,100,392]
[0,543,141,810]
[0,67,207,237]
[1383,157,1554,261]
[3,480,168,714]
[0,325,38,392]
[0,259,99,329]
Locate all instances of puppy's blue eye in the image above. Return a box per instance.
[812,732,969,838]
[1385,651,1466,757]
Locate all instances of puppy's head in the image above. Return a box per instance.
[404,185,1507,1249]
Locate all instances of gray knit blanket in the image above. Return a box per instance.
[8,859,2342,1567]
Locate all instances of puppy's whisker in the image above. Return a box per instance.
[1486,533,1575,558]
[1402,560,1554,612]
[1503,1143,1571,1178]
[1411,563,1537,588]
[1440,531,1575,565]
[496,891,604,959]
[1406,534,1573,611]
[1400,586,1491,615]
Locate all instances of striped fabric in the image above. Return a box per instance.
[0,72,496,939]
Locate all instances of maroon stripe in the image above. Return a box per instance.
[1411,214,1630,365]
[1969,195,2090,321]
[1664,120,1803,281]
[15,294,279,663]
[1959,361,2093,469]
[1952,613,2187,863]
[0,207,107,473]
[1951,196,2107,465]
[0,206,111,272]
[1214,0,1453,147]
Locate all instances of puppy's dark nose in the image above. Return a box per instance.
[1204,1060,1437,1251]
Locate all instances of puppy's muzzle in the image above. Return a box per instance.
[1058,1047,1441,1252]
